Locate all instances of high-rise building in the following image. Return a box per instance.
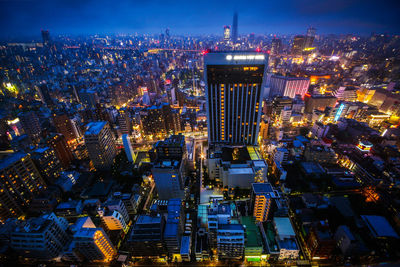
[232,12,238,43]
[41,30,50,46]
[164,199,184,256]
[122,134,134,162]
[47,133,74,168]
[117,109,131,135]
[84,121,116,170]
[217,224,245,259]
[291,35,306,55]
[74,227,116,262]
[305,26,316,49]
[151,135,187,200]
[127,214,166,257]
[270,37,282,56]
[10,213,69,259]
[269,75,310,98]
[19,111,41,143]
[0,152,46,221]
[204,52,267,145]
[223,26,231,41]
[31,146,62,183]
[52,112,77,142]
[141,103,178,136]
[36,83,53,107]
[251,183,279,222]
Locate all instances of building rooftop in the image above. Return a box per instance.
[218,224,244,231]
[241,216,263,248]
[361,215,399,239]
[136,215,162,225]
[85,121,107,135]
[221,146,251,163]
[273,217,295,238]
[252,183,274,194]
[0,152,26,170]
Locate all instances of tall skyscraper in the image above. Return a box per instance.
[232,12,238,43]
[52,112,77,142]
[84,121,116,170]
[223,26,231,41]
[204,52,268,145]
[0,152,46,221]
[305,26,316,49]
[47,134,74,168]
[270,37,282,56]
[41,30,50,46]
[122,134,134,162]
[291,35,306,55]
[19,111,42,144]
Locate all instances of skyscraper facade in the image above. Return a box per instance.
[0,152,46,221]
[269,75,310,98]
[232,12,238,43]
[223,26,231,41]
[204,52,268,145]
[84,121,116,170]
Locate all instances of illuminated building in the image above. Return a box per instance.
[74,227,116,262]
[152,134,187,161]
[291,35,306,55]
[231,12,238,42]
[223,25,231,41]
[251,183,278,222]
[84,121,116,170]
[356,140,373,152]
[304,144,337,165]
[104,199,130,225]
[142,87,151,106]
[271,37,282,56]
[47,134,74,168]
[304,26,316,50]
[141,103,178,136]
[304,94,337,113]
[117,109,131,136]
[52,112,77,142]
[306,223,336,260]
[204,52,267,145]
[259,119,269,142]
[0,152,46,222]
[217,224,245,259]
[241,216,263,261]
[273,217,299,260]
[269,75,310,99]
[32,147,62,183]
[208,146,267,188]
[19,111,41,144]
[98,209,128,232]
[10,213,69,259]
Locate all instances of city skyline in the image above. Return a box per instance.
[0,0,399,39]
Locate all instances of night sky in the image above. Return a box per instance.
[0,0,399,39]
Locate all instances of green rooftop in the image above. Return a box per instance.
[242,216,263,256]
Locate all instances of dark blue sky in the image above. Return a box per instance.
[0,0,399,39]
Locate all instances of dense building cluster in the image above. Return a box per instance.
[0,19,400,266]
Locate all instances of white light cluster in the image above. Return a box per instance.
[226,54,265,60]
